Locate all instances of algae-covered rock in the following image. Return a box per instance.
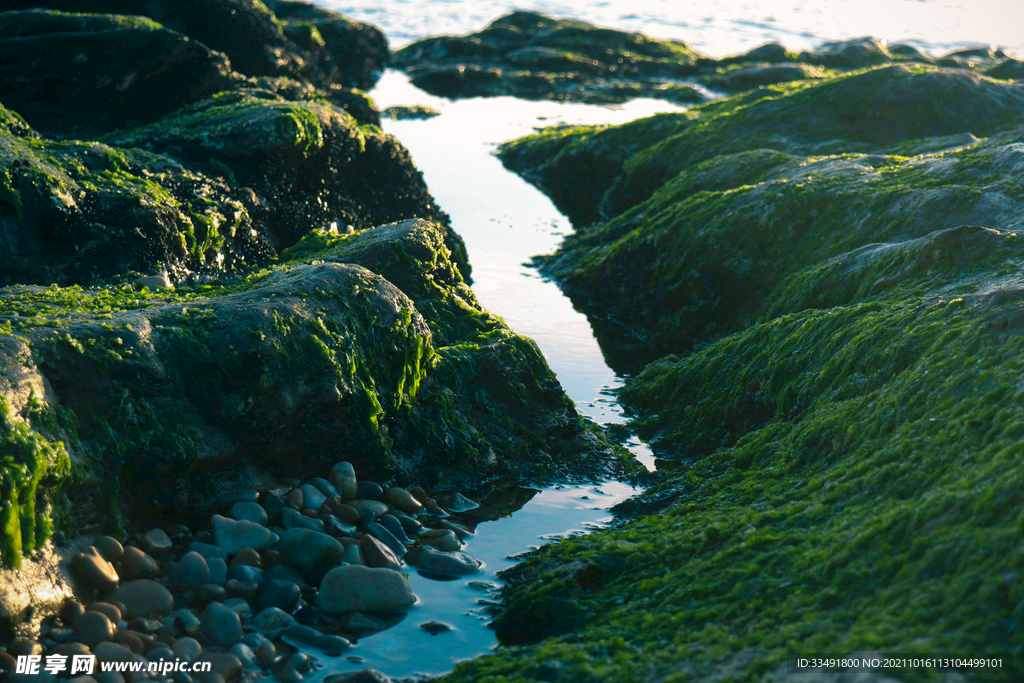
[394,11,708,104]
[0,0,387,91]
[0,88,453,286]
[0,219,627,568]
[501,65,1024,366]
[440,57,1024,683]
[0,9,239,135]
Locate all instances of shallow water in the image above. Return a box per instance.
[321,0,1023,56]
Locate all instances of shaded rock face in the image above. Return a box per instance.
[0,0,387,91]
[0,10,239,135]
[0,89,450,286]
[394,12,1016,104]
[0,220,624,567]
[499,65,1024,368]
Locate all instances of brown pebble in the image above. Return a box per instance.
[229,547,262,568]
[94,536,124,563]
[302,508,318,518]
[87,602,122,626]
[61,601,86,626]
[118,633,144,655]
[359,535,402,571]
[261,548,281,567]
[285,488,303,510]
[143,529,174,555]
[155,631,175,647]
[225,579,259,600]
[72,546,120,592]
[409,487,431,506]
[127,617,161,634]
[72,611,115,648]
[330,503,362,526]
[120,546,161,580]
[50,642,93,658]
[256,641,276,667]
[0,651,16,671]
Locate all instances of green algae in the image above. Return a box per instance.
[0,395,70,569]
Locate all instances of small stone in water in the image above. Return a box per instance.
[281,624,350,656]
[324,669,392,683]
[421,529,461,551]
[447,492,480,512]
[420,621,453,635]
[317,565,416,613]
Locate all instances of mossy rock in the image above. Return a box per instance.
[0,0,387,91]
[0,219,630,570]
[498,66,1024,366]
[0,103,275,286]
[393,11,708,104]
[0,9,239,136]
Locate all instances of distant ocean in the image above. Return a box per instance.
[316,0,1023,57]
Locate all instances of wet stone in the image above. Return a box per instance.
[107,580,174,619]
[317,565,416,613]
[263,492,286,523]
[229,502,269,526]
[87,602,121,625]
[120,546,161,580]
[144,529,174,555]
[360,534,402,571]
[282,625,350,656]
[285,488,304,510]
[198,583,228,604]
[227,564,263,584]
[379,515,412,544]
[421,529,461,551]
[365,522,407,557]
[255,579,302,613]
[196,652,243,682]
[72,546,119,592]
[330,503,362,526]
[60,601,87,626]
[190,542,228,562]
[256,641,276,667]
[277,528,344,583]
[389,509,423,535]
[172,551,211,588]
[213,514,272,554]
[127,617,161,634]
[411,546,483,577]
[229,642,258,669]
[208,558,228,585]
[201,602,243,646]
[309,477,340,500]
[229,547,263,568]
[218,489,259,505]
[93,641,134,666]
[264,563,304,585]
[225,579,259,600]
[420,620,453,634]
[251,607,297,638]
[223,597,253,620]
[94,536,124,563]
[437,519,474,539]
[349,499,389,518]
[385,487,423,514]
[329,462,358,500]
[283,507,327,532]
[356,480,384,500]
[164,609,202,636]
[320,513,357,538]
[299,484,327,512]
[447,493,480,512]
[72,611,114,647]
[324,668,392,683]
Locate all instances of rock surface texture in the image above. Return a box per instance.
[440,54,1024,683]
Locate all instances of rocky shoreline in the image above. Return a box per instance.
[4,3,1024,683]
[0,2,635,677]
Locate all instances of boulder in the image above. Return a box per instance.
[316,565,415,613]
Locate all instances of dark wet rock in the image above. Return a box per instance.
[93,537,124,563]
[201,602,242,646]
[382,105,441,121]
[107,580,173,619]
[700,62,827,92]
[406,545,481,577]
[254,579,301,613]
[281,624,350,656]
[172,552,211,589]
[359,534,402,571]
[316,565,415,613]
[226,564,263,585]
[986,57,1024,80]
[0,9,239,136]
[394,11,708,104]
[277,528,343,584]
[71,546,119,592]
[119,546,160,580]
[72,610,114,647]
